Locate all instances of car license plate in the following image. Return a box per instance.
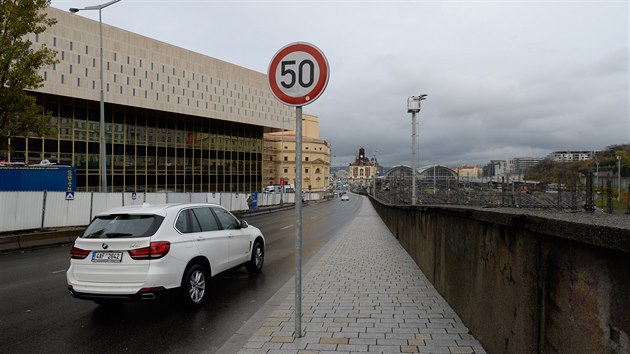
[91,251,123,263]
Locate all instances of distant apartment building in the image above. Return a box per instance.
[508,157,545,178]
[482,160,508,179]
[262,114,330,193]
[453,165,482,179]
[547,151,593,162]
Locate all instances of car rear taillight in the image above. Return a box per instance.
[128,241,170,260]
[70,244,90,259]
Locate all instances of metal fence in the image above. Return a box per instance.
[372,173,628,213]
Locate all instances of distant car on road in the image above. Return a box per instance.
[67,203,265,307]
[341,194,349,201]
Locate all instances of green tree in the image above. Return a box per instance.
[0,0,57,149]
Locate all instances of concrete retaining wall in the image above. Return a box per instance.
[370,197,630,354]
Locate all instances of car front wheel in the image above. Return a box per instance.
[182,264,207,307]
[245,241,264,274]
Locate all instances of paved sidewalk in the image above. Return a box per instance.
[237,198,485,354]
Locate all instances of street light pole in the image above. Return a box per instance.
[407,94,427,206]
[373,150,378,197]
[70,0,122,193]
[595,162,599,188]
[617,156,622,200]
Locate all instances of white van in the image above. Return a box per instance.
[264,184,294,193]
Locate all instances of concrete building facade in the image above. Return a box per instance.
[507,157,545,179]
[547,151,593,162]
[5,6,294,193]
[482,160,508,179]
[453,165,482,179]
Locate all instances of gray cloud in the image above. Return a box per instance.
[51,0,629,169]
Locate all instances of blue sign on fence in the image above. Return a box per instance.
[65,192,75,201]
[252,192,258,210]
[0,165,76,192]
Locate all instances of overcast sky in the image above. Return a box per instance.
[50,0,628,168]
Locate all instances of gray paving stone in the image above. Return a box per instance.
[425,339,458,347]
[418,346,451,353]
[392,327,421,334]
[242,341,265,349]
[266,350,297,354]
[349,337,378,345]
[260,342,283,351]
[376,338,408,346]
[237,349,264,354]
[305,343,338,351]
[359,332,386,340]
[385,333,417,340]
[368,344,404,353]
[279,341,308,350]
[236,198,485,353]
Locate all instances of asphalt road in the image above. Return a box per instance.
[0,195,362,353]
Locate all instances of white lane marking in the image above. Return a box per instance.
[280,225,292,230]
[51,269,66,274]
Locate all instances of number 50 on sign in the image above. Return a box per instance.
[268,42,329,107]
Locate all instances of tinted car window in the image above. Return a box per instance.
[175,209,202,234]
[212,207,239,230]
[192,207,220,232]
[175,211,188,233]
[82,214,163,238]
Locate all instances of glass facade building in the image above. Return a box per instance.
[2,7,294,193]
[7,94,262,193]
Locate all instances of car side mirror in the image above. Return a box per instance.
[240,220,248,229]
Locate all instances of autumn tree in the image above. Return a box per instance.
[0,0,57,149]
[525,159,584,183]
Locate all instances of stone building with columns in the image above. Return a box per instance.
[262,114,330,193]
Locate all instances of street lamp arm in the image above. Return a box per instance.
[69,0,121,12]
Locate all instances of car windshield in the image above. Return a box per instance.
[82,214,164,239]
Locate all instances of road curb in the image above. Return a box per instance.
[0,227,83,253]
[216,196,361,353]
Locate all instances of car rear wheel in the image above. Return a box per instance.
[182,264,207,307]
[245,241,264,274]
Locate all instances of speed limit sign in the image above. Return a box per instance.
[268,42,329,338]
[268,42,329,106]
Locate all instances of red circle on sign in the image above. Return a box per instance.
[268,42,329,106]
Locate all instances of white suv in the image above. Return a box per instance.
[66,203,265,307]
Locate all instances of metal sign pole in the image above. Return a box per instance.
[295,106,303,338]
[267,42,329,339]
